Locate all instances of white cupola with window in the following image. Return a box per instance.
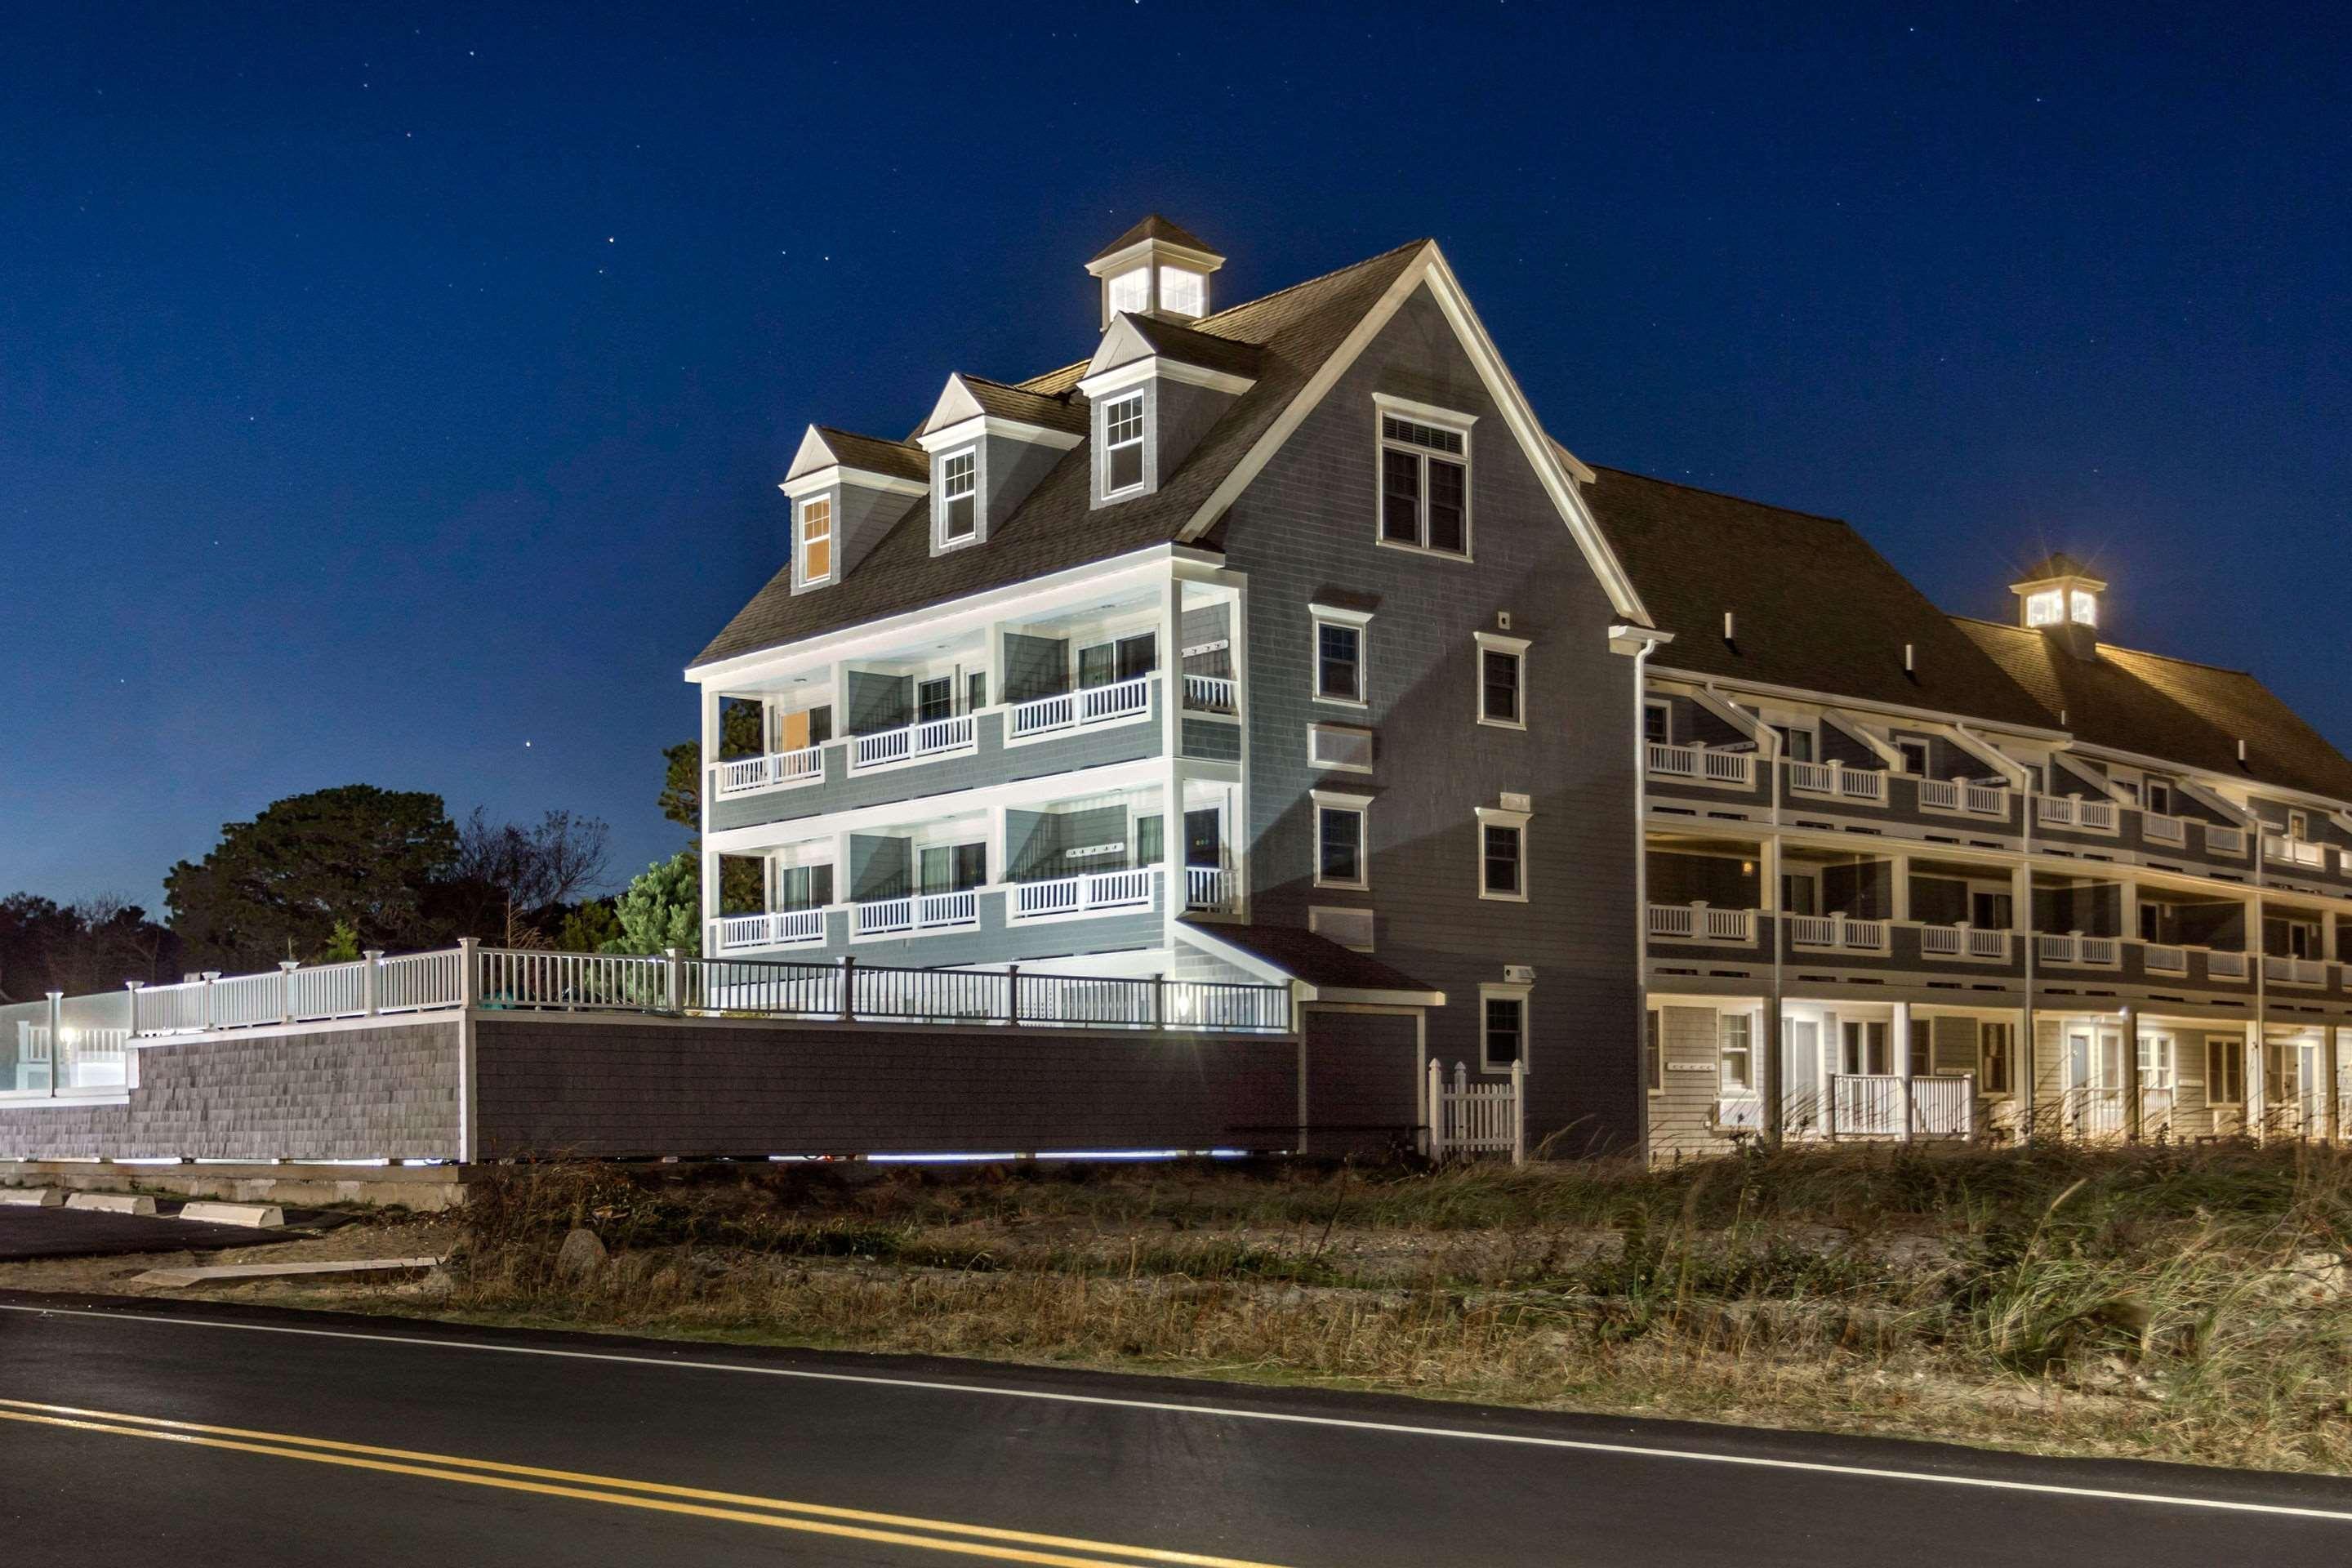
[2011,551,2107,660]
[1084,215,1226,330]
[777,425,929,592]
[1076,314,1258,507]
[912,373,1085,555]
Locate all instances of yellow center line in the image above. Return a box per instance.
[0,1402,1292,1568]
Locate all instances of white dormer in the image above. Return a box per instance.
[1076,314,1257,507]
[913,373,1084,552]
[778,425,929,593]
[1084,215,1226,330]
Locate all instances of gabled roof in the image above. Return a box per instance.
[693,239,1431,670]
[1086,313,1263,383]
[786,425,928,485]
[1089,214,1219,263]
[1182,921,1442,1003]
[1581,468,2057,730]
[1954,618,2352,800]
[916,372,1089,440]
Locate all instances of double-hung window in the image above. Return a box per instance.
[1642,699,1672,746]
[1312,790,1370,890]
[939,450,978,545]
[1102,392,1147,497]
[1476,804,1529,901]
[797,497,834,586]
[1375,399,1471,557]
[1476,632,1527,728]
[1481,986,1529,1072]
[915,676,956,726]
[1311,605,1370,706]
[1719,1013,1753,1092]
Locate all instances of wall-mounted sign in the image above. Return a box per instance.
[1064,842,1126,859]
[1666,1062,1717,1073]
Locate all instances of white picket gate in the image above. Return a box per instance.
[1427,1058,1525,1164]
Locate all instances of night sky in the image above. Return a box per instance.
[6,4,2346,911]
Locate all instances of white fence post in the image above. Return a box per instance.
[362,950,382,1016]
[1511,1059,1527,1165]
[457,938,479,1008]
[201,971,220,1031]
[1004,964,1021,1025]
[278,959,298,1024]
[1426,1057,1445,1160]
[125,979,144,1037]
[46,991,63,1098]
[664,947,685,1016]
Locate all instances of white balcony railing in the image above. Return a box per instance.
[1788,913,1889,953]
[1963,782,2011,816]
[2204,825,2249,858]
[1918,779,1960,811]
[1186,865,1236,914]
[2038,795,2119,831]
[2143,943,2188,976]
[1182,674,1237,714]
[2038,933,2120,968]
[1920,924,2011,961]
[2264,835,2329,870]
[2207,951,2251,980]
[2142,813,2186,845]
[2265,955,2328,987]
[1646,742,1756,787]
[716,747,823,797]
[714,908,826,953]
[1646,903,1755,943]
[851,891,981,938]
[1011,867,1158,920]
[1786,760,1886,805]
[854,898,914,937]
[916,889,978,929]
[1828,1074,1975,1138]
[1008,675,1152,741]
[849,713,976,773]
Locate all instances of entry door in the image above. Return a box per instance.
[1183,807,1223,868]
[1841,1020,1888,1076]
[1785,1019,1822,1133]
[2206,1036,2246,1133]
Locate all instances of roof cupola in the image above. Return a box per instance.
[1085,215,1225,329]
[2010,551,2107,660]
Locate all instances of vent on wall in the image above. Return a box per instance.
[1310,906,1376,952]
[1308,722,1374,773]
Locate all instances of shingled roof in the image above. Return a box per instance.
[804,426,927,483]
[1580,467,2058,730]
[2015,550,2102,583]
[1089,213,1219,261]
[1954,619,2352,800]
[1098,313,1264,381]
[693,238,1430,669]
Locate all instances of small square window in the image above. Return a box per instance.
[1316,804,1366,889]
[1158,266,1205,317]
[1481,991,1526,1071]
[940,450,978,543]
[1316,621,1362,704]
[1896,738,1931,776]
[1481,822,1522,898]
[1107,267,1150,315]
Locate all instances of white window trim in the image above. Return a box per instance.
[1474,630,1529,731]
[1309,904,1376,953]
[1646,1007,1664,1094]
[1642,697,1673,746]
[1311,787,1372,891]
[1310,604,1371,710]
[1719,1009,1757,1094]
[1474,803,1530,902]
[1479,982,1531,1074]
[1094,383,1156,506]
[1373,394,1474,562]
[933,443,984,553]
[1306,720,1375,775]
[795,492,836,589]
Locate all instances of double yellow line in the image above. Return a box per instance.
[0,1397,1292,1567]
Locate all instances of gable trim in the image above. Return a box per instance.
[778,466,929,502]
[1171,243,1650,625]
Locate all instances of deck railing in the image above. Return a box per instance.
[1012,867,1158,920]
[714,908,826,952]
[108,942,1292,1041]
[1646,903,1754,943]
[2038,795,2119,831]
[2143,943,2189,976]
[1645,742,1756,787]
[1827,1074,1974,1138]
[1182,674,1237,713]
[1007,675,1152,740]
[715,746,823,797]
[2265,955,2328,987]
[2037,933,2119,968]
[2206,951,2251,980]
[1185,865,1236,914]
[849,713,976,773]
[2204,824,2250,857]
[2142,813,2186,845]
[1919,924,2011,960]
[2264,835,2330,871]
[1787,913,1888,953]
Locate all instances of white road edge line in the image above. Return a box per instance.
[6,1301,2350,1525]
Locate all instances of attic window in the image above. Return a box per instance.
[1158,266,1205,318]
[797,496,834,586]
[939,449,978,546]
[1376,406,1472,559]
[1108,268,1151,315]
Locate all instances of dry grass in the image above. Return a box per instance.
[387,1145,2352,1473]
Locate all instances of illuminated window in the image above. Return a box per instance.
[1107,267,1151,314]
[2025,590,2064,627]
[798,497,833,585]
[1157,266,1205,317]
[2070,590,2098,626]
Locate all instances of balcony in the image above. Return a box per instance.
[2036,795,2120,834]
[1826,1074,1974,1138]
[2037,933,2122,969]
[1918,924,2012,962]
[1788,912,1891,954]
[1916,778,2014,819]
[1186,865,1238,915]
[1646,903,1757,945]
[2265,954,2329,988]
[1008,675,1152,742]
[849,714,978,773]
[713,908,826,953]
[1011,866,1159,921]
[1646,742,1757,789]
[1182,674,1237,715]
[853,889,981,939]
[715,746,823,799]
[1788,760,1888,807]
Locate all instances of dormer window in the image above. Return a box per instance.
[938,449,978,546]
[1102,392,1147,497]
[1157,266,1205,318]
[797,496,834,586]
[1108,268,1152,315]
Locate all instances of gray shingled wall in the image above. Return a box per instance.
[0,1022,461,1162]
[470,1017,1295,1158]
[1217,283,1643,1152]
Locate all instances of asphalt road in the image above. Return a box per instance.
[3,1291,2350,1566]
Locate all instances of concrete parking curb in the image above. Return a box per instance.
[176,1201,285,1229]
[0,1189,65,1207]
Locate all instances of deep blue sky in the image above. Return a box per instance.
[5,3,2347,911]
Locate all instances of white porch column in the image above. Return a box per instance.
[2011,862,2034,940]
[2245,1021,2265,1143]
[2017,1004,2038,1143]
[1890,852,1911,924]
[2329,1025,2345,1145]
[45,990,63,1098]
[2121,1002,2143,1142]
[2118,878,2140,945]
[1893,1000,1914,1143]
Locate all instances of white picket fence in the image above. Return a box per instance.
[1427,1058,1525,1163]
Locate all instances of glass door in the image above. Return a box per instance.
[1183,807,1223,868]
